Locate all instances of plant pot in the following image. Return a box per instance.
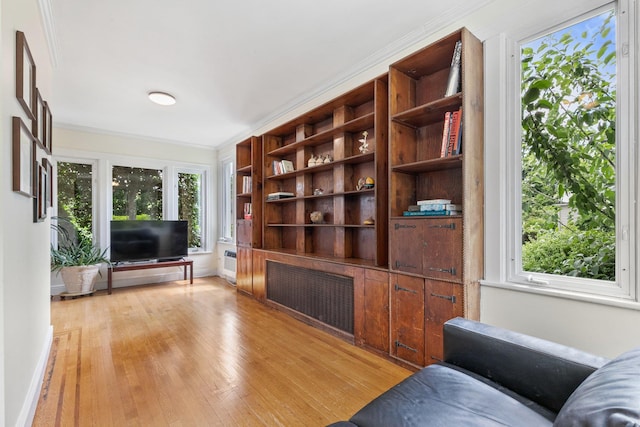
[60,264,101,294]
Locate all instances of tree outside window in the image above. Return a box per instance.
[520,9,616,281]
[112,166,163,220]
[178,172,203,249]
[57,161,94,242]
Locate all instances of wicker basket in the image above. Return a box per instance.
[60,264,101,294]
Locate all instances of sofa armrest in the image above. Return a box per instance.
[443,317,609,413]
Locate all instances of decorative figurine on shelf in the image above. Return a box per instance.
[363,217,375,225]
[358,131,369,154]
[323,154,332,164]
[310,211,323,224]
[356,176,375,191]
[308,155,317,167]
[313,188,324,196]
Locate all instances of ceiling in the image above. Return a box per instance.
[50,0,492,150]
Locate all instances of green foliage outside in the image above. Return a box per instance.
[178,173,202,248]
[521,11,616,281]
[57,162,93,242]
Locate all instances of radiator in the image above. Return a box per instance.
[267,261,353,334]
[223,250,236,284]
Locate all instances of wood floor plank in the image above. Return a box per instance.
[33,277,410,426]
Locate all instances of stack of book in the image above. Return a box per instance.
[403,199,462,216]
[242,176,252,194]
[272,159,294,175]
[440,107,463,157]
[243,202,252,220]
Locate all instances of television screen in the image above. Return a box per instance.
[110,220,188,263]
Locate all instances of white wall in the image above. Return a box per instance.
[2,0,54,425]
[53,127,219,293]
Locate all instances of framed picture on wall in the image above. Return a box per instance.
[43,101,53,154]
[43,158,53,208]
[33,88,46,150]
[12,116,36,197]
[16,31,37,121]
[33,161,47,222]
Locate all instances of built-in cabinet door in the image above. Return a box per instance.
[423,218,462,283]
[425,280,464,364]
[390,273,425,366]
[389,219,423,275]
[236,247,253,295]
[361,269,390,353]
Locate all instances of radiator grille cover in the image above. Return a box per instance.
[267,261,354,334]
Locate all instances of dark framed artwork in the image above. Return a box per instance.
[33,161,47,222]
[33,88,46,151]
[43,101,53,154]
[43,158,53,207]
[16,31,36,121]
[12,116,36,197]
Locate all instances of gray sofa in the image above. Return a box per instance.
[329,317,640,426]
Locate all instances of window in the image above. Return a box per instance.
[178,171,203,250]
[220,157,234,242]
[510,2,633,299]
[112,166,163,220]
[56,161,95,242]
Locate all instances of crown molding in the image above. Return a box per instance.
[38,0,59,67]
[221,0,494,148]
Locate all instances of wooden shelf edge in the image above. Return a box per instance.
[266,113,375,156]
[391,155,462,173]
[267,223,375,228]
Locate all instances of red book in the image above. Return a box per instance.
[447,108,462,156]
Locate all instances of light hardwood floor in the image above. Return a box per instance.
[34,276,410,426]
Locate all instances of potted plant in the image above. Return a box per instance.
[51,218,110,295]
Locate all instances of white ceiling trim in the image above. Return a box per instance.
[37,0,59,67]
[222,0,494,148]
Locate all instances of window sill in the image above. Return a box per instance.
[480,279,640,312]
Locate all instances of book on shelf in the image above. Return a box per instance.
[243,202,252,220]
[267,191,294,200]
[407,205,421,212]
[280,159,294,173]
[440,107,463,158]
[242,175,252,194]
[419,203,462,212]
[403,210,461,216]
[417,199,452,205]
[272,159,295,175]
[444,40,462,97]
[440,111,451,157]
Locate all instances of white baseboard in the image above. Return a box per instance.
[17,325,53,427]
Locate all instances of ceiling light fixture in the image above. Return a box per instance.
[148,91,176,106]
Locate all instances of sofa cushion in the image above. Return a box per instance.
[554,347,640,427]
[347,364,553,427]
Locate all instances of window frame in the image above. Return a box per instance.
[176,167,207,252]
[53,157,99,248]
[218,155,234,243]
[503,0,636,301]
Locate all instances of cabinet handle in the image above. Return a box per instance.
[428,267,457,276]
[394,284,417,294]
[395,261,418,270]
[395,223,417,230]
[430,292,457,303]
[429,223,456,230]
[395,341,418,353]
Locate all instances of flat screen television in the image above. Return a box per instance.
[110,220,188,263]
